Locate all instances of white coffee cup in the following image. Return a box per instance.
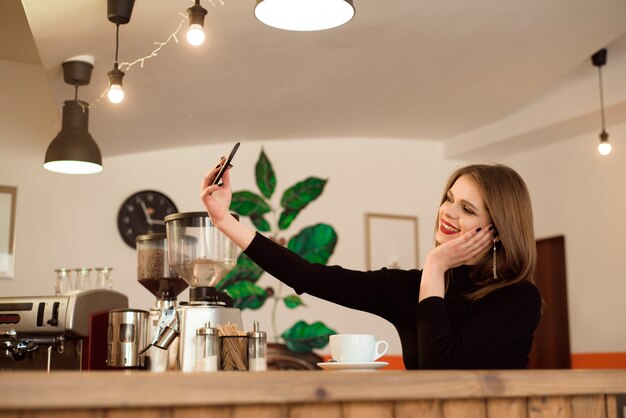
[329,334,389,363]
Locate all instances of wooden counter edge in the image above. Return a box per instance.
[0,369,625,410]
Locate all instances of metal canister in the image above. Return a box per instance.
[107,308,149,368]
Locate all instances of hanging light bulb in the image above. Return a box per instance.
[107,0,135,104]
[187,24,205,46]
[187,0,208,46]
[108,84,124,103]
[598,131,612,156]
[591,49,612,156]
[107,63,125,104]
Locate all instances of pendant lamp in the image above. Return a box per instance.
[106,0,135,104]
[43,56,103,174]
[254,0,355,31]
[591,49,612,156]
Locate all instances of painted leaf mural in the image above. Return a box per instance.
[287,224,337,265]
[281,177,327,210]
[219,148,339,353]
[226,281,268,310]
[250,214,271,232]
[284,295,305,309]
[218,252,264,291]
[255,149,276,199]
[230,190,271,216]
[278,208,300,230]
[281,321,337,353]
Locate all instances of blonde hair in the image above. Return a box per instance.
[436,164,536,300]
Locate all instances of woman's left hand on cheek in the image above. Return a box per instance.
[433,225,494,270]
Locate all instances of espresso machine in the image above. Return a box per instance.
[136,233,188,371]
[0,289,128,370]
[148,212,242,372]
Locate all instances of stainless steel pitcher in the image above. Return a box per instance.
[107,308,148,368]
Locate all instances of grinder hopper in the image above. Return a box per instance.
[164,212,238,304]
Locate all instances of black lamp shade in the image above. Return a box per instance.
[44,100,103,174]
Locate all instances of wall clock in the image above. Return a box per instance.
[117,190,178,248]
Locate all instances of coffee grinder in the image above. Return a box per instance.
[150,212,242,372]
[136,233,188,371]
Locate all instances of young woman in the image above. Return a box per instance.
[201,162,541,369]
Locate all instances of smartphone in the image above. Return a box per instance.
[212,142,240,186]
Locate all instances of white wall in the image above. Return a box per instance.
[0,137,461,355]
[502,121,626,354]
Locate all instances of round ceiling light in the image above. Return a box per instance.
[254,0,355,31]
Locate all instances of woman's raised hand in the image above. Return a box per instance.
[429,225,494,272]
[200,157,232,225]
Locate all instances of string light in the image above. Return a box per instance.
[119,18,185,72]
[92,18,185,108]
[93,1,226,108]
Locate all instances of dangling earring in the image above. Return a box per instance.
[492,238,498,280]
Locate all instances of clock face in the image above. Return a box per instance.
[117,190,178,248]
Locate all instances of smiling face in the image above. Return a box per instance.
[436,174,492,245]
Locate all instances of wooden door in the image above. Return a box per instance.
[528,235,571,369]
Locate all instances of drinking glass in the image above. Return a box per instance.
[75,268,92,291]
[95,267,113,289]
[54,268,73,295]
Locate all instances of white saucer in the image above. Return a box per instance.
[317,361,389,371]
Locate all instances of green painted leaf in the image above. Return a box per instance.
[226,281,268,310]
[280,177,327,211]
[217,253,264,290]
[255,149,276,199]
[278,208,300,230]
[230,191,271,216]
[281,320,337,353]
[287,224,338,264]
[283,294,305,309]
[250,214,271,232]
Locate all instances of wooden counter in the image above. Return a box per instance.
[0,370,625,418]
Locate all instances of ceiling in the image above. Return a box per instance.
[5,0,626,157]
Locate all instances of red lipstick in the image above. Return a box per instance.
[439,220,460,235]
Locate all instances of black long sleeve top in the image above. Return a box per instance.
[245,232,542,369]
